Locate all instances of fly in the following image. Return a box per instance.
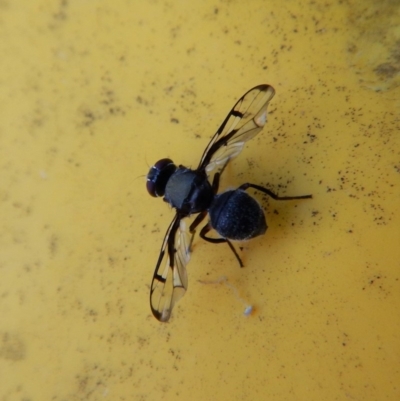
[146,85,312,322]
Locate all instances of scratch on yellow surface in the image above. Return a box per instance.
[0,0,399,400]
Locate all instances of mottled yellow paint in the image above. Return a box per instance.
[1,0,399,400]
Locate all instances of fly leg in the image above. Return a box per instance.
[200,223,244,268]
[238,183,312,201]
[188,211,207,251]
[187,167,226,250]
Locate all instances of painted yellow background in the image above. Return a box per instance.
[1,0,399,400]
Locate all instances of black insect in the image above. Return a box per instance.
[146,85,312,322]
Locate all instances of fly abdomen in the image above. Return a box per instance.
[209,190,267,240]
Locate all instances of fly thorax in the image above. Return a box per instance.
[164,168,213,214]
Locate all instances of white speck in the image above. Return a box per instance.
[198,276,254,317]
[39,170,48,179]
[243,305,253,316]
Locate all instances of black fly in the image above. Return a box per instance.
[146,85,312,322]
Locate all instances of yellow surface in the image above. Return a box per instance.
[1,1,399,400]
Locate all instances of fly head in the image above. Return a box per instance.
[146,158,177,197]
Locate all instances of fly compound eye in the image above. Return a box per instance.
[146,158,176,197]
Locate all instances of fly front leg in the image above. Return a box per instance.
[188,165,229,252]
[188,211,208,251]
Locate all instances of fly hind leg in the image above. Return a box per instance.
[238,183,312,201]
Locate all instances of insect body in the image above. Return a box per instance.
[146,85,312,322]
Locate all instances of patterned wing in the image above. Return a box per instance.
[198,84,275,175]
[150,215,191,322]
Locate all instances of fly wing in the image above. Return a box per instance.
[198,84,275,175]
[150,215,191,322]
